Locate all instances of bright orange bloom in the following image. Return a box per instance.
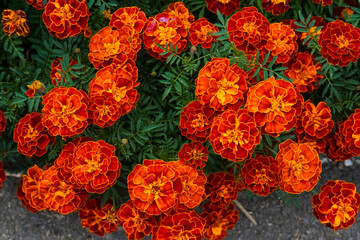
[42,0,90,39]
[276,139,321,194]
[88,94,121,128]
[262,0,291,15]
[205,172,238,206]
[245,77,303,136]
[339,109,360,156]
[312,0,333,6]
[142,13,188,61]
[209,109,260,162]
[178,142,209,169]
[242,155,280,196]
[127,159,182,215]
[1,9,29,37]
[318,20,360,67]
[26,80,45,98]
[195,58,248,111]
[0,110,6,135]
[116,199,158,240]
[296,133,327,154]
[50,57,79,86]
[312,180,360,230]
[163,2,195,29]
[79,199,120,237]
[42,87,89,139]
[205,0,240,16]
[326,131,355,161]
[227,7,270,54]
[25,0,46,9]
[0,162,5,190]
[189,18,219,49]
[110,7,147,33]
[13,112,55,157]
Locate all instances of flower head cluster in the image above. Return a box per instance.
[0,162,6,190]
[163,2,195,30]
[0,110,6,135]
[205,172,238,206]
[50,57,79,86]
[110,7,147,34]
[178,142,209,169]
[261,0,291,15]
[26,80,46,98]
[2,9,29,37]
[189,18,219,49]
[205,0,240,16]
[338,109,360,156]
[326,131,355,162]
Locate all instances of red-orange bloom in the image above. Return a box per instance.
[142,13,188,61]
[127,159,182,215]
[195,58,248,111]
[205,0,240,16]
[312,0,333,6]
[1,9,29,37]
[339,109,360,156]
[189,18,219,49]
[0,162,5,190]
[110,7,147,33]
[296,133,327,154]
[318,20,360,67]
[242,155,280,196]
[326,131,355,161]
[245,77,303,137]
[13,112,55,157]
[276,139,321,194]
[42,87,89,139]
[178,142,209,169]
[163,2,195,29]
[0,110,6,134]
[262,0,291,15]
[205,172,238,206]
[26,80,46,98]
[25,0,46,9]
[50,57,79,86]
[79,199,120,237]
[209,109,260,162]
[312,180,360,230]
[227,7,270,54]
[88,94,121,128]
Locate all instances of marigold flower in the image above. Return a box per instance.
[261,0,291,15]
[13,112,55,157]
[245,76,303,136]
[110,7,147,33]
[318,20,360,67]
[79,199,120,237]
[312,0,333,6]
[142,13,188,61]
[42,87,89,139]
[0,110,6,134]
[163,2,195,29]
[326,131,355,161]
[1,9,29,37]
[242,155,280,196]
[339,109,360,156]
[88,94,121,128]
[26,80,45,98]
[25,0,46,9]
[227,7,270,54]
[179,100,215,143]
[178,142,209,169]
[276,139,321,194]
[189,18,219,50]
[296,133,327,154]
[312,180,360,230]
[195,58,248,111]
[205,172,238,206]
[209,109,260,162]
[0,162,6,190]
[50,57,79,86]
[205,0,240,16]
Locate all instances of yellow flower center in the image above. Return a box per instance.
[176,232,190,240]
[218,185,230,198]
[331,201,353,227]
[98,105,110,117]
[223,129,248,146]
[336,35,350,49]
[85,154,101,172]
[57,105,76,121]
[54,3,74,21]
[271,0,287,4]
[55,181,71,198]
[289,154,304,177]
[216,78,239,104]
[103,42,121,57]
[145,181,162,200]
[191,113,206,128]
[25,125,39,139]
[217,0,231,4]
[255,169,271,184]
[242,22,257,33]
[192,149,204,160]
[103,209,118,224]
[27,80,42,90]
[155,26,177,45]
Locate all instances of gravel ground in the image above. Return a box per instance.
[1,160,360,240]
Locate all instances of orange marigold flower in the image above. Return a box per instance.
[205,172,238,206]
[189,18,219,49]
[26,80,46,98]
[318,20,360,67]
[79,199,120,237]
[1,9,29,37]
[0,162,6,190]
[242,155,280,196]
[261,0,291,15]
[71,140,121,194]
[42,0,90,40]
[88,94,121,128]
[110,7,147,33]
[178,142,209,169]
[142,13,188,61]
[13,112,55,157]
[276,139,321,194]
[50,57,79,86]
[205,0,240,16]
[296,133,327,154]
[0,110,6,134]
[25,0,46,9]
[339,109,360,156]
[179,100,215,143]
[326,131,355,161]
[312,180,360,230]
[312,0,333,6]
[163,2,195,29]
[42,87,89,139]
[245,76,303,137]
[227,7,270,54]
[127,159,182,215]
[284,52,323,93]
[195,58,248,111]
[209,109,260,162]
[116,199,158,240]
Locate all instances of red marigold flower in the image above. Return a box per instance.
[13,112,55,157]
[79,199,120,237]
[1,9,29,37]
[201,202,239,240]
[326,131,355,161]
[312,0,333,6]
[71,140,121,194]
[50,57,79,86]
[312,180,360,230]
[205,0,240,16]
[339,109,360,156]
[195,58,248,111]
[245,76,303,137]
[42,0,90,40]
[163,2,195,29]
[142,13,188,61]
[26,80,46,98]
[116,199,158,240]
[127,159,182,215]
[0,110,6,135]
[25,0,46,9]
[276,139,321,194]
[205,172,238,206]
[110,7,147,33]
[318,20,360,67]
[178,142,209,169]
[209,109,260,162]
[284,52,323,93]
[42,87,89,139]
[227,7,270,54]
[179,100,215,143]
[262,0,291,15]
[189,18,219,50]
[242,155,280,196]
[88,94,121,128]
[0,162,6,190]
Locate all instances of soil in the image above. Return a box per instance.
[1,160,360,240]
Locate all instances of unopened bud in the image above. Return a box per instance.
[151,71,157,77]
[190,46,197,54]
[121,138,129,145]
[74,48,81,54]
